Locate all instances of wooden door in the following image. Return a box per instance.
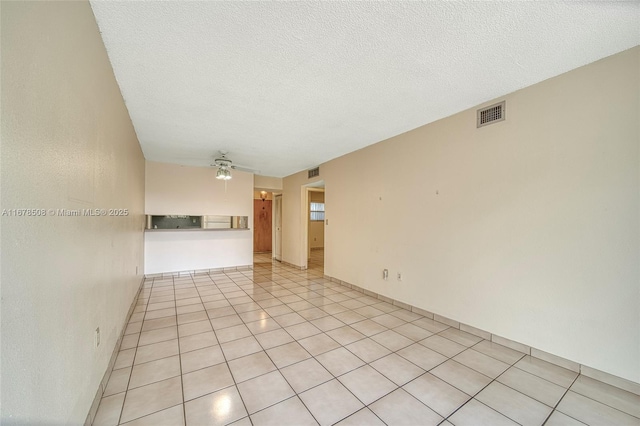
[253,199,272,252]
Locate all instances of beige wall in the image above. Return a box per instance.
[283,47,640,383]
[145,162,254,273]
[1,2,145,423]
[254,174,283,191]
[146,161,253,216]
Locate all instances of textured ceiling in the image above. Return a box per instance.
[90,1,639,178]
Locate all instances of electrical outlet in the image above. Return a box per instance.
[397,273,402,281]
[95,327,100,348]
[383,269,389,280]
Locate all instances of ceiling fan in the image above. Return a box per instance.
[211,151,259,180]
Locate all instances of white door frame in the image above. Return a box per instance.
[273,194,282,261]
[301,183,325,269]
[306,188,325,259]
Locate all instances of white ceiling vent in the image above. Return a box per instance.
[477,101,506,128]
[308,167,320,179]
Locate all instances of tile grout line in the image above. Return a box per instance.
[226,262,348,423]
[275,259,394,425]
[226,267,325,425]
[486,352,582,416]
[541,374,582,426]
[117,276,185,425]
[193,271,255,425]
[127,278,524,423]
[176,275,188,426]
[254,267,357,424]
[544,373,640,424]
[262,261,394,423]
[438,339,576,425]
[441,365,517,426]
[219,269,436,424]
[102,255,633,426]
[284,280,533,424]
[114,277,154,425]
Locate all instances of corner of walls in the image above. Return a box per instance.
[281,170,324,268]
[326,273,640,395]
[84,277,146,426]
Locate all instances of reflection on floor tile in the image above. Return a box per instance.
[237,370,295,414]
[182,363,234,401]
[93,250,640,425]
[184,386,247,426]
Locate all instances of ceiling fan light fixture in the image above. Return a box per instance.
[216,167,231,180]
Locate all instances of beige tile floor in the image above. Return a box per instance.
[93,249,640,426]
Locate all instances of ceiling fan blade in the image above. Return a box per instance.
[231,164,260,174]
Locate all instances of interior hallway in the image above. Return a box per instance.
[91,250,639,425]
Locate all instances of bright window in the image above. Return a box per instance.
[310,202,325,221]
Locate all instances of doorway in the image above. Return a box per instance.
[308,189,325,258]
[302,182,325,271]
[253,191,272,253]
